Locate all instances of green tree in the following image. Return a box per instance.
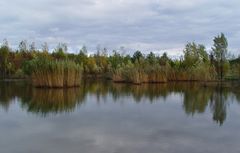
[76,46,88,72]
[159,52,170,66]
[132,51,143,63]
[183,42,199,67]
[29,42,36,52]
[41,42,49,52]
[52,43,68,60]
[146,52,156,65]
[0,39,10,78]
[198,44,209,63]
[212,33,228,80]
[183,42,209,67]
[109,50,122,70]
[19,40,28,52]
[80,45,87,54]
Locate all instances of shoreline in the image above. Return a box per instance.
[1,78,239,86]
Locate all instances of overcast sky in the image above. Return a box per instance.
[0,0,239,56]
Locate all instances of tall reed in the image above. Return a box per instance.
[112,62,215,84]
[28,59,82,88]
[112,63,167,84]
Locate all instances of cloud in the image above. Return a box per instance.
[0,0,239,55]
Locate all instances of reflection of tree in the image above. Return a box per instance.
[183,85,211,115]
[210,86,228,126]
[233,88,240,103]
[103,82,232,126]
[0,81,32,111]
[82,80,110,102]
[0,81,240,124]
[180,83,229,125]
[110,83,169,103]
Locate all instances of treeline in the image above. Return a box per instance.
[0,33,240,84]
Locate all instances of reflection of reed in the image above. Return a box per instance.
[110,83,169,102]
[83,81,170,102]
[23,88,85,116]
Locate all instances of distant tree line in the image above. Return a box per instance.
[0,33,240,83]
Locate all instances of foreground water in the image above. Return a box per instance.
[0,81,240,153]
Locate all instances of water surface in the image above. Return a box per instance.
[0,81,240,153]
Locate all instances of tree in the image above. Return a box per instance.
[96,44,101,56]
[41,42,49,52]
[80,45,87,54]
[183,42,199,67]
[102,47,108,56]
[119,46,126,55]
[2,38,9,47]
[109,50,122,69]
[77,46,88,69]
[159,52,170,66]
[146,52,156,65]
[0,39,10,78]
[52,43,68,60]
[198,44,209,63]
[212,33,228,80]
[19,40,28,52]
[29,42,36,52]
[132,51,143,63]
[183,42,209,67]
[56,43,68,53]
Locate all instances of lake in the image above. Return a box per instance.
[0,81,240,153]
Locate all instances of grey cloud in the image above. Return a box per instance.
[0,0,239,55]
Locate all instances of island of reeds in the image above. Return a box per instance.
[0,33,240,87]
[27,59,82,87]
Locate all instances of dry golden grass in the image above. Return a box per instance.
[31,60,82,88]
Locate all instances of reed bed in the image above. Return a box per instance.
[112,64,167,84]
[29,59,82,88]
[112,63,216,84]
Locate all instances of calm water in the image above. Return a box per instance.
[0,81,240,153]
